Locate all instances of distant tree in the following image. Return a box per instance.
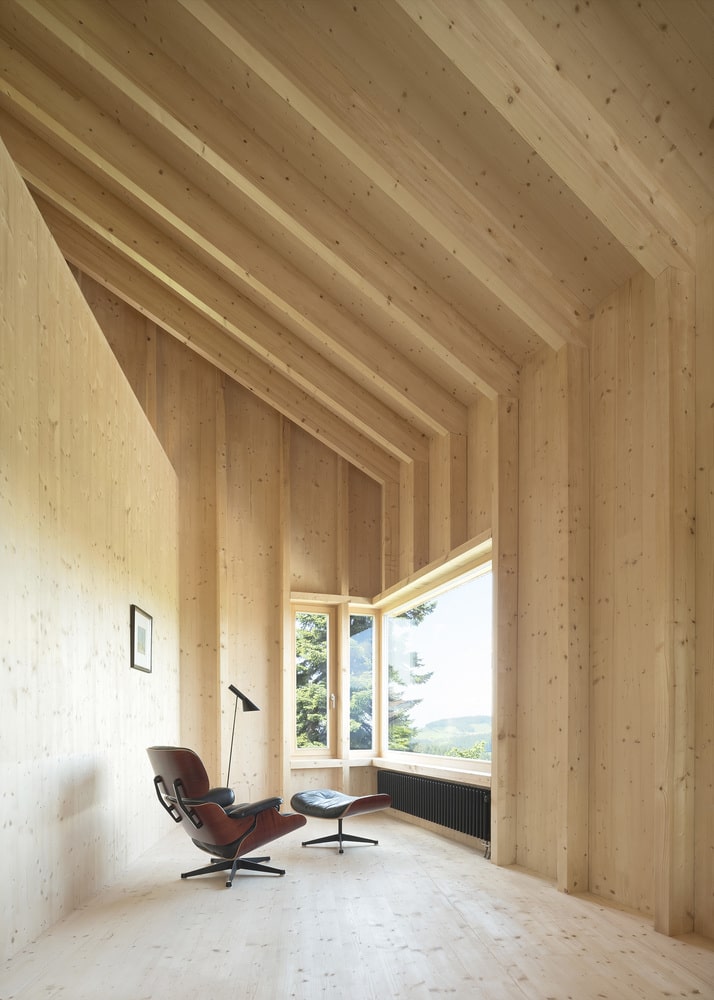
[349,615,374,749]
[387,603,435,750]
[445,741,486,760]
[296,603,438,751]
[295,611,328,748]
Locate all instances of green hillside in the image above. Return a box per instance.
[413,715,492,758]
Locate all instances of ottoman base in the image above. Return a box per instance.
[290,788,392,854]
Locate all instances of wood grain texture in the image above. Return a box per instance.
[556,342,590,894]
[1,0,712,949]
[653,267,696,936]
[4,816,713,1000]
[0,138,179,963]
[491,396,518,867]
[516,349,562,878]
[694,213,714,939]
[589,273,658,918]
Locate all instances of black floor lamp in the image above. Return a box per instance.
[226,683,260,787]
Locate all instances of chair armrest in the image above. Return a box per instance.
[153,775,183,823]
[226,796,282,819]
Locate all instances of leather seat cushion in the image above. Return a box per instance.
[290,788,391,819]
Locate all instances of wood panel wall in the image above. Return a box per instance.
[695,215,714,939]
[517,255,708,935]
[588,273,658,917]
[0,139,180,963]
[516,347,564,879]
[76,274,224,778]
[218,377,284,797]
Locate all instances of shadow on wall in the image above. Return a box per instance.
[57,755,106,909]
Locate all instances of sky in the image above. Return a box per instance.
[387,571,493,726]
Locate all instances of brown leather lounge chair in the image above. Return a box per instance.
[147,745,306,887]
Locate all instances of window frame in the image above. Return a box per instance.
[375,541,493,778]
[290,598,381,764]
[347,605,379,757]
[291,602,337,758]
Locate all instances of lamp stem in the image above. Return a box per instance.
[226,692,239,787]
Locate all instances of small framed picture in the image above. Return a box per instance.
[130,605,153,673]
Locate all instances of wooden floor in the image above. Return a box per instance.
[3,815,713,1000]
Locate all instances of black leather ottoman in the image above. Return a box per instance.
[290,788,392,854]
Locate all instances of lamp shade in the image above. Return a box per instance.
[228,683,260,712]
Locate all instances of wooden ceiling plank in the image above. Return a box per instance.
[398,0,697,277]
[508,0,714,225]
[287,0,635,306]
[179,0,587,351]
[31,190,402,486]
[9,0,510,407]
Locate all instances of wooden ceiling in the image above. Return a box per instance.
[1,0,712,482]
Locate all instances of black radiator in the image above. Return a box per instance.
[377,770,491,850]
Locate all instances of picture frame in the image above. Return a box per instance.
[130,604,153,673]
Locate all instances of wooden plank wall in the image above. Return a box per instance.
[556,344,590,895]
[348,464,382,598]
[218,377,284,798]
[76,275,224,779]
[588,274,658,917]
[516,347,564,879]
[289,426,340,595]
[491,396,518,867]
[516,264,706,931]
[653,268,696,936]
[0,140,180,963]
[695,215,714,939]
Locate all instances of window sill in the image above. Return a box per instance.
[290,756,384,771]
[371,756,491,789]
[290,757,344,769]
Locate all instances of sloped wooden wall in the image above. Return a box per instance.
[0,140,180,963]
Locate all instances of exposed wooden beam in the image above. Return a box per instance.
[3,0,501,417]
[0,109,430,466]
[55,0,520,400]
[398,0,696,277]
[0,27,467,437]
[179,0,587,351]
[30,189,403,486]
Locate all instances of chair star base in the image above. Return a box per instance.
[180,855,285,886]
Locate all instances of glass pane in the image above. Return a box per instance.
[295,611,329,749]
[387,570,492,760]
[349,614,374,750]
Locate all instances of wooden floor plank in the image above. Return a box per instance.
[2,815,712,999]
